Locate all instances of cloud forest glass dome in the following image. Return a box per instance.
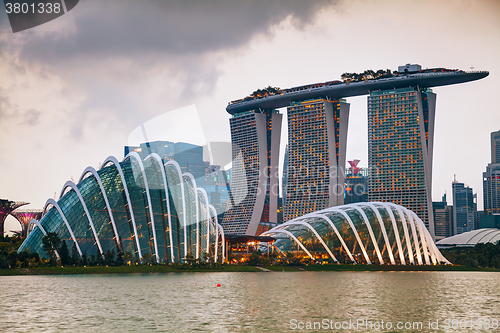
[262,202,449,265]
[436,228,500,247]
[18,152,225,263]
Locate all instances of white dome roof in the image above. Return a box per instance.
[436,228,500,246]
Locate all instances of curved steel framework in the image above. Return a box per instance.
[262,202,449,265]
[18,153,225,263]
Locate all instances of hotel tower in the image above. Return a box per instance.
[283,99,350,221]
[221,110,282,235]
[367,80,436,235]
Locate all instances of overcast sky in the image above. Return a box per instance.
[1,0,499,233]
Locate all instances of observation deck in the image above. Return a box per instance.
[226,69,489,115]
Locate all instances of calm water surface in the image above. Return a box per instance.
[0,271,499,332]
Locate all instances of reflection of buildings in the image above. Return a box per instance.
[221,110,282,235]
[344,160,368,205]
[432,194,453,240]
[452,178,477,235]
[200,167,230,221]
[125,141,231,223]
[284,99,349,221]
[483,130,500,216]
[125,141,205,178]
[368,81,436,236]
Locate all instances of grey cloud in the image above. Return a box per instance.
[1,0,338,142]
[17,0,337,63]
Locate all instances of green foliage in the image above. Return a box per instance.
[59,240,70,266]
[104,250,115,265]
[252,85,281,97]
[42,232,61,265]
[141,252,153,264]
[71,243,80,265]
[341,69,393,82]
[441,242,500,269]
[184,252,194,265]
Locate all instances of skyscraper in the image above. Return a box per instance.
[344,161,368,205]
[221,110,282,235]
[432,193,453,240]
[492,130,500,164]
[367,83,436,236]
[483,130,500,215]
[452,179,477,235]
[284,98,350,221]
[124,141,206,178]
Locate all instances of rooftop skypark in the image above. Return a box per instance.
[226,64,489,115]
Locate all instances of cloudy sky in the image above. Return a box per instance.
[1,0,499,233]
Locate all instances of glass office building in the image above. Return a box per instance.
[263,202,448,265]
[18,153,225,263]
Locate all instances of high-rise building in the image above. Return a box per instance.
[125,141,205,178]
[491,130,500,164]
[282,144,288,208]
[200,168,231,221]
[344,160,368,205]
[483,130,500,216]
[368,85,436,236]
[283,98,350,221]
[221,110,282,235]
[452,179,477,235]
[483,164,500,215]
[432,193,453,240]
[224,64,487,237]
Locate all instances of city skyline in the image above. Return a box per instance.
[1,1,499,234]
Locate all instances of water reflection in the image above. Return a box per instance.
[0,272,499,332]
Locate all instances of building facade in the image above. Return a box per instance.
[221,110,282,235]
[284,99,350,222]
[344,161,368,205]
[368,86,436,236]
[492,130,500,164]
[483,130,500,216]
[452,180,477,235]
[125,141,206,179]
[432,194,453,240]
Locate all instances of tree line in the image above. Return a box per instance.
[440,242,500,269]
[341,69,396,82]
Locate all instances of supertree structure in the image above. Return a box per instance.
[0,199,28,235]
[10,209,43,237]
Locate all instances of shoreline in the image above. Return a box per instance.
[0,264,498,276]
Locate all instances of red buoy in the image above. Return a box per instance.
[216,283,221,287]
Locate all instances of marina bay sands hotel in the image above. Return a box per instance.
[221,64,488,237]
